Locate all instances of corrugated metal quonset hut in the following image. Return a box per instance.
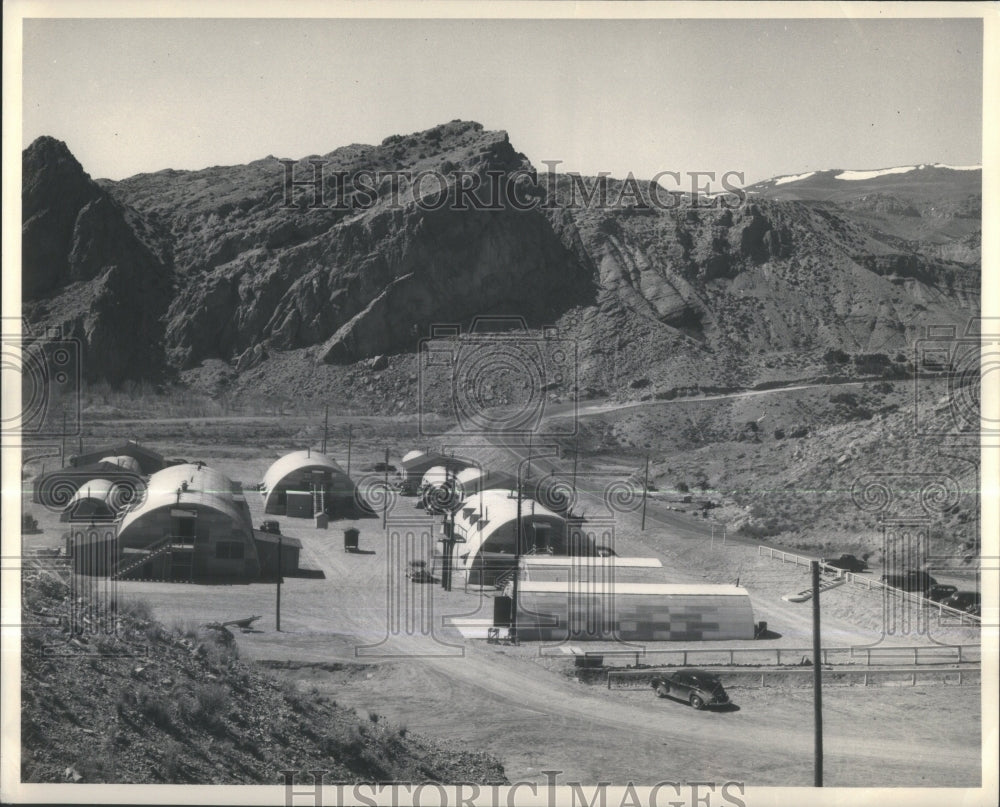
[419,465,449,492]
[518,555,666,584]
[99,455,142,473]
[71,440,164,475]
[60,478,123,522]
[454,490,593,586]
[397,450,442,494]
[515,582,755,642]
[454,466,516,498]
[261,450,356,519]
[115,464,260,581]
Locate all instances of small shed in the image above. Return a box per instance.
[253,531,302,578]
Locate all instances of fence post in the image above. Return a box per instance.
[683,651,687,666]
[776,648,781,665]
[729,649,734,665]
[958,645,963,663]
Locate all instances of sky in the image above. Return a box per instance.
[21,16,984,184]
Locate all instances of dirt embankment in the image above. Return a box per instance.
[20,562,507,785]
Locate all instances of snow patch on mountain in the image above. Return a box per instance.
[931,163,981,171]
[835,166,918,181]
[774,171,817,186]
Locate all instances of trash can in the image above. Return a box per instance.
[755,620,768,639]
[344,528,359,552]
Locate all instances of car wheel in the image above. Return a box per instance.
[655,683,670,698]
[689,694,705,710]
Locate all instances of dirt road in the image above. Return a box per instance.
[111,488,979,787]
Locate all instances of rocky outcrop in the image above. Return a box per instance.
[22,137,173,384]
[21,123,980,395]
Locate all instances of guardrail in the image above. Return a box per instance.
[757,545,981,626]
[607,665,980,690]
[583,643,979,667]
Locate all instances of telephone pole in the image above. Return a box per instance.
[811,560,824,786]
[641,454,650,531]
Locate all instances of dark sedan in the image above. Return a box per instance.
[821,554,867,573]
[943,591,980,616]
[650,669,730,710]
[927,584,958,603]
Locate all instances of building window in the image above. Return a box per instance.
[215,541,245,560]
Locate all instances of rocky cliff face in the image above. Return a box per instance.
[22,137,173,384]
[21,123,980,401]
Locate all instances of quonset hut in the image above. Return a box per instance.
[112,464,260,581]
[514,582,756,642]
[454,466,516,498]
[70,440,164,475]
[261,450,356,519]
[454,489,593,586]
[60,479,123,522]
[397,450,469,494]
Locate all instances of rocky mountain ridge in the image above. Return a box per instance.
[22,122,980,404]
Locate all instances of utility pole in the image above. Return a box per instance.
[346,425,353,476]
[510,439,531,644]
[811,560,824,787]
[276,535,283,632]
[572,439,578,497]
[641,454,649,531]
[382,447,389,528]
[322,405,329,454]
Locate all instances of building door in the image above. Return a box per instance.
[171,510,196,545]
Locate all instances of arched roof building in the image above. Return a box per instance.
[114,464,259,581]
[60,478,122,522]
[453,489,588,586]
[261,450,356,518]
[454,466,516,498]
[98,455,142,473]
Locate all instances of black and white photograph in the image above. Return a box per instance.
[2,2,997,805]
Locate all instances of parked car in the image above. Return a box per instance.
[943,591,980,615]
[258,520,281,535]
[406,560,434,583]
[650,669,730,710]
[881,570,937,593]
[927,584,958,603]
[821,554,867,573]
